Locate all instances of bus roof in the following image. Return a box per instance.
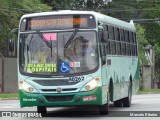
[21,10,135,31]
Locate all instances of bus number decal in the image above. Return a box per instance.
[69,76,84,82]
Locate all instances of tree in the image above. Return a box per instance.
[136,24,148,64]
[155,44,160,88]
[0,0,50,56]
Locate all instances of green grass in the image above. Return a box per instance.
[138,89,160,93]
[0,93,19,99]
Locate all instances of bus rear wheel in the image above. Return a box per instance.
[37,106,47,114]
[114,99,123,107]
[99,93,109,115]
[122,83,132,107]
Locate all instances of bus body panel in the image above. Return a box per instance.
[19,87,103,107]
[106,56,140,101]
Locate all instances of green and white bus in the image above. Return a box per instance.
[18,10,140,114]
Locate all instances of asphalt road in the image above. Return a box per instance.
[0,94,160,120]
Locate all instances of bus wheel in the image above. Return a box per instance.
[122,83,132,107]
[99,103,109,115]
[114,99,123,107]
[99,93,109,115]
[37,106,47,114]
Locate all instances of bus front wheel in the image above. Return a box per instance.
[37,106,47,114]
[99,93,109,115]
[99,103,109,115]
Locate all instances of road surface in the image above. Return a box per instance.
[0,94,160,120]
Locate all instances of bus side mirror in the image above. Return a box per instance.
[98,30,106,65]
[98,26,108,43]
[8,39,15,52]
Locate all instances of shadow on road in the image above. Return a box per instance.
[42,104,119,117]
[45,106,101,117]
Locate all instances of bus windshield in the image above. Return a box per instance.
[19,31,98,75]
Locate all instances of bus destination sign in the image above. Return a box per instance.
[20,15,96,31]
[30,18,88,28]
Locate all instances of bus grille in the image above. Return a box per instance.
[33,80,79,86]
[41,88,77,92]
[45,95,74,102]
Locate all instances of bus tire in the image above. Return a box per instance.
[114,99,123,107]
[122,82,132,107]
[37,106,47,114]
[99,93,109,115]
[99,103,109,115]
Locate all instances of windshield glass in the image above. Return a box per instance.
[19,31,98,75]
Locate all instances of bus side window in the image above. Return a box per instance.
[108,25,116,55]
[99,29,107,64]
[130,32,134,43]
[126,44,129,56]
[125,31,129,43]
[104,25,110,55]
[134,45,136,56]
[106,40,111,55]
[129,44,131,56]
[119,28,124,55]
[115,27,120,41]
[115,28,121,55]
[131,44,135,56]
[120,29,124,42]
[108,26,114,40]
[134,32,137,44]
[135,45,138,56]
[121,42,125,55]
[116,41,121,55]
[111,41,116,55]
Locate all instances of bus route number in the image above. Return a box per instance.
[69,76,84,83]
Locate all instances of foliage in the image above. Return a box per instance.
[135,24,148,64]
[41,0,73,10]
[0,0,50,55]
[155,44,160,87]
[40,0,110,11]
[155,45,160,73]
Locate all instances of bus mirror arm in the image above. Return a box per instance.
[99,25,108,42]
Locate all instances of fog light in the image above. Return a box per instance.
[29,87,34,92]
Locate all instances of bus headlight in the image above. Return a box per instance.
[19,81,38,93]
[80,77,100,91]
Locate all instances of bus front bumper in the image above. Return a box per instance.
[19,87,103,108]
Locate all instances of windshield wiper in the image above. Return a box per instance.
[64,28,78,48]
[36,30,52,48]
[36,30,53,57]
